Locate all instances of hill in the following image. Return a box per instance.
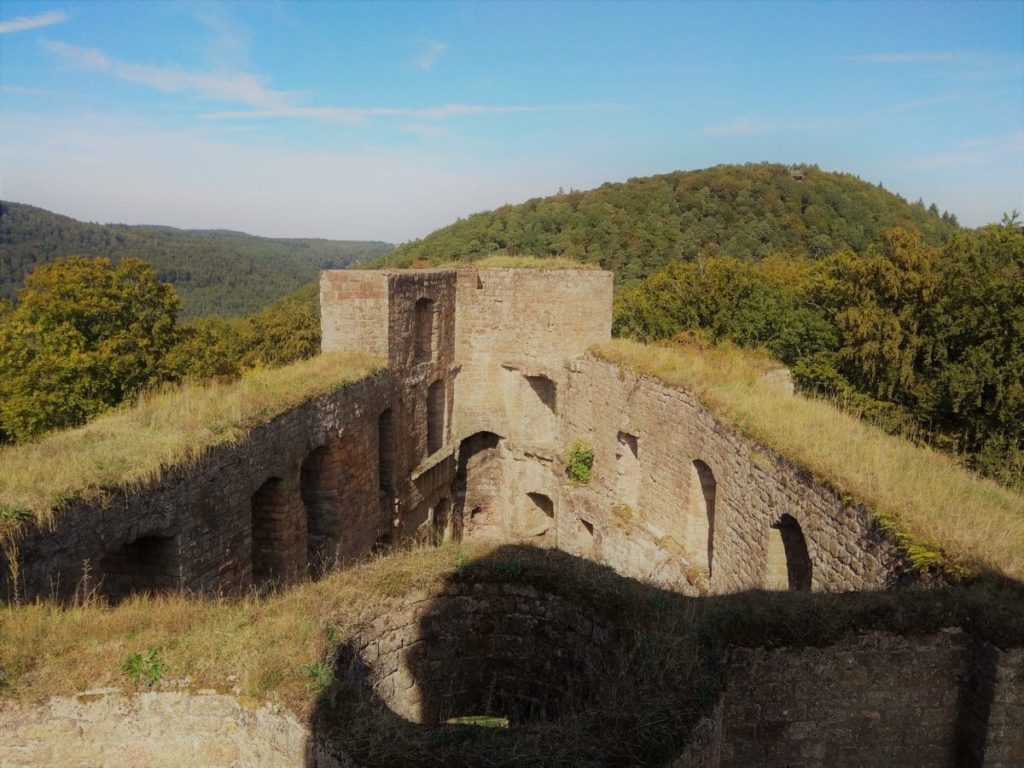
[380,163,960,280]
[0,202,393,318]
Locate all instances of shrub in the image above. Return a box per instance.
[122,648,164,687]
[566,439,595,484]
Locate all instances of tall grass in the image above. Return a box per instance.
[0,353,383,525]
[592,339,1024,581]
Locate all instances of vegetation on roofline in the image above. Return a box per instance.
[0,351,382,528]
[592,338,1024,583]
[0,201,393,318]
[1,543,1021,766]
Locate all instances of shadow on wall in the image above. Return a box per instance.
[308,545,1024,768]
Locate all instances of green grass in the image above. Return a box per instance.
[0,352,383,527]
[592,338,1024,582]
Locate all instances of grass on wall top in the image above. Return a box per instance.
[0,352,383,527]
[592,338,1024,583]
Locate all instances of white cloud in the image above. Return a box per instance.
[43,41,294,108]
[0,10,66,34]
[416,40,447,71]
[202,102,621,124]
[705,96,958,137]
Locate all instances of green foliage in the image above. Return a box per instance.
[163,283,321,382]
[613,222,1024,491]
[566,439,595,484]
[122,648,164,687]
[0,256,181,440]
[0,201,392,318]
[378,163,957,276]
[301,660,334,692]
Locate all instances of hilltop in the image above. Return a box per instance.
[0,202,393,318]
[378,163,961,280]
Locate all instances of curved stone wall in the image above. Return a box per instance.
[346,583,618,725]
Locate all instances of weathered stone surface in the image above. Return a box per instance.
[0,692,321,768]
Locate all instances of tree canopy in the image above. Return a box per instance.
[378,163,959,280]
[0,256,180,440]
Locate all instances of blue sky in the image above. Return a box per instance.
[0,1,1021,241]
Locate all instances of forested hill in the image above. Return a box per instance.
[0,202,393,318]
[382,163,960,280]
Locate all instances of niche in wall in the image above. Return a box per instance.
[513,491,555,541]
[98,534,180,604]
[252,476,300,586]
[766,514,812,591]
[301,444,342,570]
[414,298,436,364]
[427,380,446,455]
[378,409,394,495]
[685,460,716,577]
[616,432,640,511]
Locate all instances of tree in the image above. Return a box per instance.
[0,256,181,440]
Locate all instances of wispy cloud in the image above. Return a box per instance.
[203,102,622,124]
[705,95,957,137]
[416,40,447,71]
[0,10,67,34]
[840,51,969,64]
[43,41,294,108]
[906,132,1024,171]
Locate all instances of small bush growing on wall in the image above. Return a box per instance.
[566,439,595,484]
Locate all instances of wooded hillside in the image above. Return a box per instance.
[381,163,960,280]
[0,202,392,318]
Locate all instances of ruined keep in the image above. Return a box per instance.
[2,267,1022,767]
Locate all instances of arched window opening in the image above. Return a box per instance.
[252,476,296,586]
[616,432,640,511]
[686,460,716,577]
[302,445,340,571]
[427,380,446,455]
[378,409,394,495]
[414,298,435,363]
[99,534,179,604]
[766,514,813,591]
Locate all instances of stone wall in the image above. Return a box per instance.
[347,583,617,725]
[554,356,904,594]
[710,629,1024,768]
[1,374,393,603]
[6,266,909,603]
[0,691,316,768]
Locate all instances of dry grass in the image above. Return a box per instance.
[592,339,1024,581]
[0,353,383,525]
[0,542,470,713]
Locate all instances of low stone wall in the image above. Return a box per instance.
[0,691,314,768]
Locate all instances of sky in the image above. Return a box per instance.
[0,1,1021,242]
